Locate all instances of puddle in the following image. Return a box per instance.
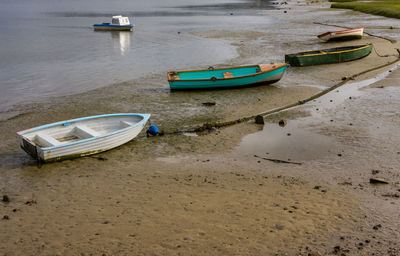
[234,63,400,162]
[234,121,334,162]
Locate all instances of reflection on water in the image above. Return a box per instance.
[235,121,334,162]
[111,32,131,55]
[0,0,277,115]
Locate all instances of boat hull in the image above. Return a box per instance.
[17,113,150,162]
[93,24,134,31]
[318,27,364,41]
[285,44,373,67]
[168,64,288,90]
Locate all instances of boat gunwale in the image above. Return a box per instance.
[317,27,364,38]
[292,44,372,58]
[168,63,288,82]
[17,113,150,150]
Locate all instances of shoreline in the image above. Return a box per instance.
[1,1,400,255]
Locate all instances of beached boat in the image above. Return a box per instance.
[17,113,150,162]
[168,63,288,90]
[93,15,135,31]
[317,27,364,41]
[285,44,373,67]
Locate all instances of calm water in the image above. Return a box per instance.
[0,0,277,113]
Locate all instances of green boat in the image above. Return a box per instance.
[285,44,373,67]
[168,63,288,90]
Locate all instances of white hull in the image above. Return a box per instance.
[17,113,150,162]
[318,27,364,41]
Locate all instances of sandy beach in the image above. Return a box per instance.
[1,0,400,255]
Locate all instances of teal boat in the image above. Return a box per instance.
[285,44,373,67]
[168,63,288,90]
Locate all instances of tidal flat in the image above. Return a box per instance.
[1,0,400,255]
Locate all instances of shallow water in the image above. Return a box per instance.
[0,0,277,113]
[235,63,400,162]
[235,121,335,162]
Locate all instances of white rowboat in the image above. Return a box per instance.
[317,27,364,41]
[17,113,150,162]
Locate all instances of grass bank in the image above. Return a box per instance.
[331,1,400,19]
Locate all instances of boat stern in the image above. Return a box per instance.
[17,133,40,160]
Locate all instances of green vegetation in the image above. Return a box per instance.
[331,1,400,19]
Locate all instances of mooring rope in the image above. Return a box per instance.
[173,55,400,134]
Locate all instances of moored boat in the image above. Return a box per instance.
[168,63,288,90]
[93,15,135,31]
[17,113,150,162]
[318,27,364,41]
[285,44,373,67]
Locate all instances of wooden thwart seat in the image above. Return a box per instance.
[223,72,233,78]
[35,133,62,147]
[120,121,133,128]
[74,125,101,139]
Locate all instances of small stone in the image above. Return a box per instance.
[371,170,380,175]
[25,199,37,205]
[333,245,341,253]
[3,215,9,220]
[202,102,216,106]
[287,133,291,136]
[373,224,382,230]
[313,185,321,190]
[2,195,10,203]
[255,115,264,124]
[337,153,342,157]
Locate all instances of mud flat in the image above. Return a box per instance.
[1,1,400,255]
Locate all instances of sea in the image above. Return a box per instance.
[0,0,278,115]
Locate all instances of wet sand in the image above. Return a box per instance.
[1,0,400,255]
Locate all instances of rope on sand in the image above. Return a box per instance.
[177,55,400,134]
